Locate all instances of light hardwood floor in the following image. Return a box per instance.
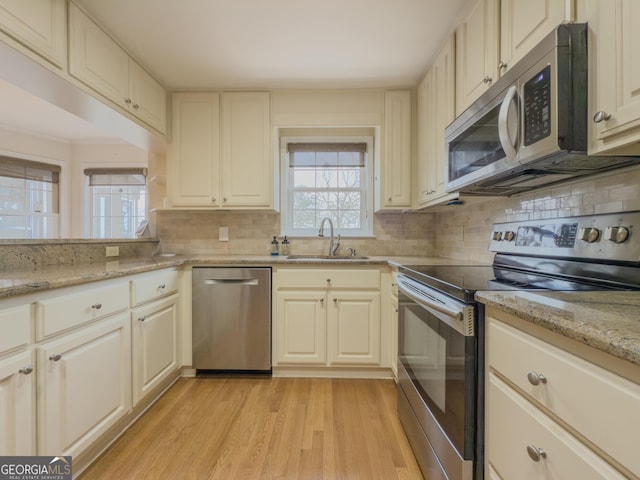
[80,377,424,479]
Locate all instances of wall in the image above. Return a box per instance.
[435,164,640,263]
[154,210,436,257]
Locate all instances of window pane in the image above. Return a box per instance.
[338,210,361,229]
[292,168,316,188]
[338,191,361,210]
[89,182,146,239]
[316,168,338,189]
[293,191,317,210]
[0,178,25,212]
[338,169,361,188]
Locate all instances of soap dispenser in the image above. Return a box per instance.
[281,236,290,256]
[270,236,280,256]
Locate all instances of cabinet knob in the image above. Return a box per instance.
[212,197,217,203]
[388,197,392,202]
[333,298,338,304]
[526,445,547,462]
[158,284,166,290]
[319,298,324,303]
[132,103,139,110]
[138,316,147,322]
[593,111,611,123]
[326,278,331,283]
[527,370,547,386]
[223,197,227,203]
[91,303,102,310]
[125,97,132,105]
[498,61,508,71]
[395,308,399,313]
[49,354,62,362]
[19,365,34,375]
[483,76,493,84]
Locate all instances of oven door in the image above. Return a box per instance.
[397,275,477,480]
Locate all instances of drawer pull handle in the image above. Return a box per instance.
[158,284,166,289]
[526,445,547,462]
[593,111,611,123]
[138,316,147,322]
[527,371,547,386]
[49,354,62,362]
[91,303,103,310]
[19,365,34,375]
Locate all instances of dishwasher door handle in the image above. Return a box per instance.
[205,278,260,286]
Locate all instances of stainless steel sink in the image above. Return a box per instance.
[286,254,369,260]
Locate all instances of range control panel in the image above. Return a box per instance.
[489,211,640,262]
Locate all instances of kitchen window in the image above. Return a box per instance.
[0,156,60,239]
[281,137,374,237]
[85,168,147,239]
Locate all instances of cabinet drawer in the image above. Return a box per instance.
[488,319,640,476]
[35,281,129,340]
[0,304,31,356]
[276,268,380,289]
[488,374,627,480]
[130,269,179,306]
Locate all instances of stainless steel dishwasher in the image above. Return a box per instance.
[192,267,271,373]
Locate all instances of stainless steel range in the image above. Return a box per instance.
[396,211,640,480]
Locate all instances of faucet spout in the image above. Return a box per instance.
[318,217,338,256]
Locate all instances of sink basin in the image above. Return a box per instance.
[286,254,369,260]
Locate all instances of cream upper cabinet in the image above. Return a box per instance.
[455,0,499,116]
[486,313,640,479]
[273,267,382,368]
[377,90,412,210]
[170,93,220,207]
[68,3,166,134]
[170,92,273,209]
[0,0,66,68]
[415,35,456,209]
[589,0,640,155]
[220,92,273,208]
[499,0,571,75]
[37,314,131,458]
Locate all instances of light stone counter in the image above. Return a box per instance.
[0,254,466,298]
[476,290,640,367]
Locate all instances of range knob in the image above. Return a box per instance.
[492,231,503,241]
[604,226,630,244]
[504,231,516,242]
[578,227,600,243]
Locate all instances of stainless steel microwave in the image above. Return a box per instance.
[445,23,637,196]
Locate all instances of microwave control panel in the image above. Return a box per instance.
[523,65,552,146]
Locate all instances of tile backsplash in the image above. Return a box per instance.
[154,165,640,263]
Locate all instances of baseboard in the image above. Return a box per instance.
[273,366,394,379]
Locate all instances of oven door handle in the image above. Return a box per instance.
[399,282,462,321]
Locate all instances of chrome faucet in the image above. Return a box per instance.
[318,217,341,256]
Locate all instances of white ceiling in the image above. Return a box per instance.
[75,0,471,90]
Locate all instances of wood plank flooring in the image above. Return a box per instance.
[80,377,424,480]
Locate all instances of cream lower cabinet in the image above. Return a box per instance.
[486,311,640,479]
[589,0,640,154]
[274,267,381,367]
[36,313,131,457]
[131,295,178,405]
[0,350,36,455]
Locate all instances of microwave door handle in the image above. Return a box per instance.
[498,85,519,161]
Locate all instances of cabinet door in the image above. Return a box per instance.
[390,295,398,377]
[220,92,272,207]
[274,291,326,365]
[170,93,220,207]
[128,59,167,134]
[415,70,433,206]
[456,0,499,115]
[378,90,412,210]
[131,295,178,405]
[327,291,380,365]
[37,314,131,457]
[0,350,35,455]
[589,0,640,154]
[0,0,66,67]
[68,3,129,109]
[499,0,569,73]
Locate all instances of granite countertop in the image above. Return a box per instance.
[476,290,640,367]
[1,254,469,298]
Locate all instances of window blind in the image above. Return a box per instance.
[84,168,148,186]
[0,155,61,183]
[288,143,367,168]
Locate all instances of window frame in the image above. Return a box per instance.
[280,135,374,238]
